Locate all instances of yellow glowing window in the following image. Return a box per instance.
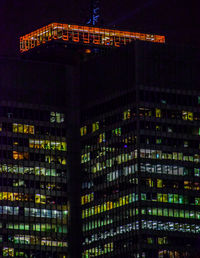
[0,192,29,202]
[81,153,90,163]
[155,108,161,118]
[123,109,131,120]
[29,139,67,151]
[147,178,154,187]
[157,179,163,188]
[182,111,193,121]
[156,125,161,131]
[92,121,99,132]
[35,194,46,204]
[13,151,29,160]
[157,194,162,202]
[3,247,14,257]
[50,112,65,123]
[80,126,87,136]
[58,157,66,165]
[13,123,34,134]
[81,196,85,205]
[98,133,105,143]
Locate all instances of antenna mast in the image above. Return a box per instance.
[87,0,101,26]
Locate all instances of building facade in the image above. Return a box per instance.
[0,23,199,258]
[80,43,200,257]
[0,58,81,258]
[0,102,68,257]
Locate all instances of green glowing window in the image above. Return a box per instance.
[158,208,162,216]
[185,211,189,218]
[141,208,146,215]
[152,208,157,216]
[180,210,184,218]
[112,128,121,136]
[195,198,200,205]
[163,209,168,216]
[179,195,184,204]
[169,209,173,217]
[174,209,179,217]
[174,194,179,204]
[147,237,153,244]
[168,194,174,203]
[194,168,200,177]
[156,138,162,144]
[190,211,195,219]
[141,193,146,201]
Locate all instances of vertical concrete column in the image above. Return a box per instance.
[65,63,82,258]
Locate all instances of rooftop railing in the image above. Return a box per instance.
[20,23,165,52]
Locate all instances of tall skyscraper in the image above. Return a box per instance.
[80,42,199,258]
[1,21,199,258]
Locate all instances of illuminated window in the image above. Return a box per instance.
[146,179,154,187]
[81,153,90,163]
[98,133,105,143]
[195,198,200,205]
[35,194,46,204]
[123,109,131,120]
[112,128,121,136]
[13,151,29,160]
[50,112,65,123]
[156,138,162,144]
[195,168,200,177]
[182,111,193,121]
[158,237,167,245]
[80,126,87,136]
[13,123,34,134]
[3,247,14,257]
[155,108,161,118]
[156,125,161,131]
[147,237,153,244]
[92,121,99,132]
[157,179,163,188]
[29,139,67,151]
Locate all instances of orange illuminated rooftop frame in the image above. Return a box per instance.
[20,23,165,52]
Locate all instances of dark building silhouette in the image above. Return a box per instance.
[0,22,199,258]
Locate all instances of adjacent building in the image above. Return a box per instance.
[80,43,200,257]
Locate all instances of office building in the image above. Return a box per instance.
[0,57,77,258]
[80,42,200,257]
[1,21,199,258]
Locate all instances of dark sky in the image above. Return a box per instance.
[0,0,198,56]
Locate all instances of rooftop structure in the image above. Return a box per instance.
[20,23,165,53]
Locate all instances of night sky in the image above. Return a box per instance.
[0,0,198,56]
